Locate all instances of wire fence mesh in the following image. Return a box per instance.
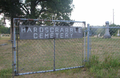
[89,25,120,62]
[13,18,85,75]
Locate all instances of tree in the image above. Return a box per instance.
[0,17,4,26]
[0,0,74,39]
[109,24,120,36]
[0,25,10,34]
[22,0,74,26]
[0,0,26,39]
[24,0,74,20]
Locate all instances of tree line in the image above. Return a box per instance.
[0,26,10,34]
[90,24,120,36]
[0,17,10,34]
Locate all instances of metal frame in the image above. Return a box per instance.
[87,24,90,61]
[18,66,84,75]
[90,26,120,29]
[13,19,17,75]
[12,18,86,76]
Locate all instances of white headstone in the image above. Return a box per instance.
[117,30,120,36]
[98,34,101,37]
[103,21,111,38]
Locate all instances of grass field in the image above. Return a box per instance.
[0,37,120,78]
[90,37,120,61]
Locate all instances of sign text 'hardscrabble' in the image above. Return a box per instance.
[19,26,83,39]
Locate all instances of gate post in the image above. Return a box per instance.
[53,20,56,71]
[87,24,90,61]
[13,19,17,75]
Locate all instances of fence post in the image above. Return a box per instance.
[53,20,56,71]
[84,25,86,62]
[87,24,90,61]
[13,19,17,75]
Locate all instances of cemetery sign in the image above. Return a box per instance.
[19,25,83,39]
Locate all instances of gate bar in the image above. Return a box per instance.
[90,26,120,29]
[13,18,85,23]
[18,65,84,75]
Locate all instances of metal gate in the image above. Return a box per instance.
[12,18,87,75]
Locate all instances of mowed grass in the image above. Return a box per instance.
[0,37,12,70]
[0,38,13,78]
[86,37,120,78]
[0,37,120,78]
[90,37,120,61]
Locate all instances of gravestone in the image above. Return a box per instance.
[117,30,120,36]
[103,21,111,38]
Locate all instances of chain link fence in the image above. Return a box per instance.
[11,18,120,77]
[13,18,86,75]
[88,22,120,62]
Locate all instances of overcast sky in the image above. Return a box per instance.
[71,0,120,26]
[1,0,120,27]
